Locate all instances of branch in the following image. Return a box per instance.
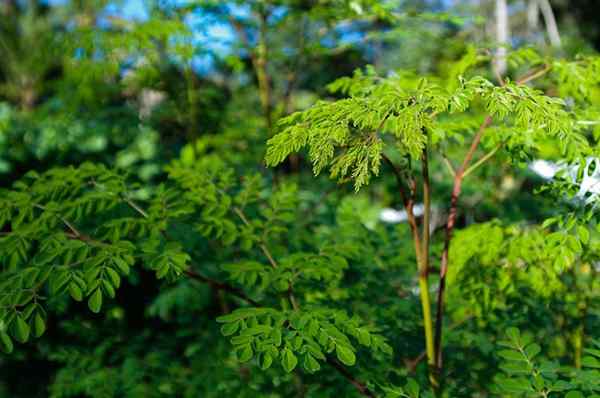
[184,270,260,306]
[516,64,551,85]
[442,156,456,177]
[462,144,501,178]
[432,63,544,371]
[326,358,376,398]
[34,203,82,238]
[232,206,278,270]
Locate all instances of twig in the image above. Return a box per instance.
[462,145,501,178]
[232,206,278,270]
[34,203,82,238]
[184,270,260,306]
[516,64,551,85]
[326,358,376,398]
[442,156,456,177]
[123,196,149,219]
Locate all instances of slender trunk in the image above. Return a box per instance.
[538,0,561,47]
[256,9,272,131]
[382,153,437,387]
[434,116,492,373]
[527,0,540,39]
[495,0,509,75]
[420,134,437,387]
[228,8,272,131]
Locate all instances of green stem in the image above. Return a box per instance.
[420,134,437,387]
[383,153,437,387]
[462,145,500,178]
[419,275,436,377]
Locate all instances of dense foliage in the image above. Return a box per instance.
[1,1,599,397]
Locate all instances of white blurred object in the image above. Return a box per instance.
[139,89,166,119]
[574,158,600,203]
[380,204,424,224]
[529,159,559,180]
[529,158,600,204]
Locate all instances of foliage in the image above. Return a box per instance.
[1,1,600,397]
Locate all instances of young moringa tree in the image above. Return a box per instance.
[266,49,599,387]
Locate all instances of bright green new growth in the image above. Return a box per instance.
[266,58,588,191]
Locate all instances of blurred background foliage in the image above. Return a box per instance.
[0,0,599,397]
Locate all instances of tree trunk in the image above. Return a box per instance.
[538,0,561,47]
[495,0,509,75]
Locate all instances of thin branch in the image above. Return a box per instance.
[326,358,376,398]
[184,270,260,306]
[516,64,551,85]
[228,8,272,129]
[232,206,278,270]
[419,132,437,388]
[34,203,82,237]
[492,61,506,86]
[538,0,562,47]
[458,116,493,177]
[123,196,149,219]
[462,145,501,178]
[442,156,456,177]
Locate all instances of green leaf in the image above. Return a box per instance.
[582,355,600,368]
[33,313,46,338]
[335,344,356,366]
[260,353,273,370]
[551,380,572,391]
[14,316,30,343]
[565,392,584,398]
[0,332,13,353]
[303,353,321,373]
[69,282,83,302]
[221,321,240,337]
[88,288,103,313]
[113,257,130,275]
[281,348,298,373]
[506,327,521,343]
[106,267,121,288]
[498,349,525,361]
[525,343,541,359]
[405,379,420,397]
[499,377,533,393]
[237,344,253,363]
[577,225,590,244]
